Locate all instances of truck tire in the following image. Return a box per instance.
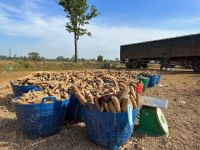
[131,61,139,69]
[141,64,148,68]
[125,63,132,69]
[192,60,200,72]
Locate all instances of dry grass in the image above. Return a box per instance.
[0,60,103,72]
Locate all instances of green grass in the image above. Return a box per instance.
[0,60,103,72]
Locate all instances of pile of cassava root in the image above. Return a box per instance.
[71,84,139,112]
[14,84,70,104]
[11,71,145,110]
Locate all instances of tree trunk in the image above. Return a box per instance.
[74,33,78,63]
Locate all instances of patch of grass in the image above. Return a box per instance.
[0,60,103,72]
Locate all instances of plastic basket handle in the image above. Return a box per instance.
[11,97,19,103]
[40,96,57,104]
[127,105,133,125]
[32,86,42,91]
[10,81,14,88]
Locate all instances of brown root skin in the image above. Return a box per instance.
[16,100,28,104]
[111,96,121,112]
[63,92,69,99]
[118,82,127,89]
[104,103,110,112]
[48,90,54,96]
[87,94,94,104]
[55,89,60,94]
[94,97,101,110]
[71,85,80,94]
[128,98,133,109]
[52,84,59,91]
[108,101,116,113]
[130,86,137,100]
[12,71,142,105]
[19,96,26,101]
[130,95,138,109]
[121,97,129,112]
[110,88,117,94]
[75,92,87,105]
[100,105,104,112]
[119,87,130,101]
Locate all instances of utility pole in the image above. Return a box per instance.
[8,48,12,59]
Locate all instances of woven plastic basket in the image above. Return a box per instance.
[10,82,42,97]
[148,75,159,88]
[83,104,139,150]
[65,94,83,123]
[156,75,161,84]
[12,96,69,139]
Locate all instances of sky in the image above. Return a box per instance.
[0,0,200,59]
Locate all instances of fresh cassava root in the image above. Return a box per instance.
[75,92,87,105]
[111,96,121,112]
[12,71,141,109]
[72,85,139,113]
[13,88,69,104]
[108,101,117,113]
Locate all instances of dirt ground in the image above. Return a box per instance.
[0,70,199,150]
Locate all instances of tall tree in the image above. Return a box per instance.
[58,0,99,62]
[56,56,65,61]
[28,52,40,61]
[97,55,103,62]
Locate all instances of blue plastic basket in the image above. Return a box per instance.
[65,94,83,123]
[83,104,139,150]
[148,75,159,88]
[156,75,161,84]
[10,82,42,97]
[12,96,69,139]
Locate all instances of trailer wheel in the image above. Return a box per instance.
[141,64,148,68]
[192,60,200,72]
[125,63,132,69]
[131,61,139,69]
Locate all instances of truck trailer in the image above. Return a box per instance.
[120,33,200,72]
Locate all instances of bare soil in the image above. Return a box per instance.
[0,70,199,150]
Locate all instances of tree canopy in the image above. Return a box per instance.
[28,52,40,61]
[97,55,103,62]
[58,0,99,62]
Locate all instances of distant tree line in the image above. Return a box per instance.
[0,52,45,61]
[0,52,120,63]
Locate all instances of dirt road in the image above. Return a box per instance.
[0,70,199,150]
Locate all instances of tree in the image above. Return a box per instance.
[115,58,120,62]
[97,55,103,62]
[0,55,8,60]
[80,58,86,62]
[65,57,70,61]
[28,52,40,61]
[21,56,27,61]
[56,56,65,61]
[58,0,99,62]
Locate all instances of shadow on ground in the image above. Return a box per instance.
[0,93,104,149]
[120,68,200,75]
[0,94,15,112]
[0,117,104,150]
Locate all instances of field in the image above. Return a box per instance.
[0,61,103,72]
[0,69,200,150]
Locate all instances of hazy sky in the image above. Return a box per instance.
[0,0,200,59]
